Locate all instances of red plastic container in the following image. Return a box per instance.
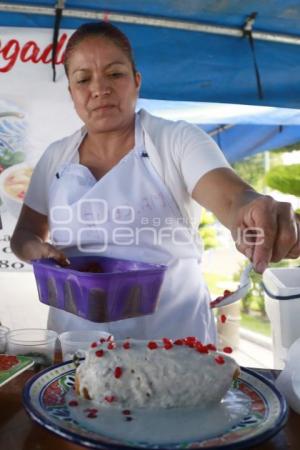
[32,256,167,323]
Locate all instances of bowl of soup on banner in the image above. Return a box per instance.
[0,162,33,218]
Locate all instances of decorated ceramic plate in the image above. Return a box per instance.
[23,362,287,449]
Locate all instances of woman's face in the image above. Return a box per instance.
[67,36,141,134]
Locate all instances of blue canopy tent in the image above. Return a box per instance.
[138,99,300,162]
[1,0,300,161]
[1,0,300,107]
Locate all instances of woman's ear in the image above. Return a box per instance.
[135,72,142,92]
[68,84,72,98]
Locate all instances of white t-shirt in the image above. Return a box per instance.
[25,109,231,227]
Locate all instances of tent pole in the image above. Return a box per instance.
[1,2,300,46]
[208,124,235,137]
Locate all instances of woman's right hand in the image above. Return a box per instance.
[11,205,71,266]
[36,242,70,267]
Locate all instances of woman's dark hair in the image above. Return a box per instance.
[64,21,137,77]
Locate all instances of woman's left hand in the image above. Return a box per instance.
[232,195,300,273]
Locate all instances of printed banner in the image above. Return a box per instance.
[0,27,82,270]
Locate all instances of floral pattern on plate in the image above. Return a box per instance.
[23,363,288,449]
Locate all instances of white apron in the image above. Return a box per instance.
[48,116,216,342]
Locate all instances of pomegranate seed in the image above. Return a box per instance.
[105,395,116,403]
[215,355,225,365]
[90,342,97,348]
[174,339,183,345]
[123,341,131,349]
[186,342,195,348]
[220,314,227,324]
[68,400,78,407]
[87,412,97,418]
[95,349,104,357]
[164,342,173,350]
[183,337,196,347]
[122,409,131,415]
[114,366,123,379]
[186,336,196,343]
[162,338,173,349]
[223,289,232,297]
[195,343,209,354]
[107,342,116,350]
[223,346,233,354]
[147,341,158,350]
[207,344,217,352]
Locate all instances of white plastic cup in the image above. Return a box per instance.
[6,328,58,367]
[0,325,9,353]
[59,330,111,361]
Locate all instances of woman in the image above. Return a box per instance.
[11,22,300,341]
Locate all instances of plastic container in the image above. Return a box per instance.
[217,303,241,350]
[59,330,111,361]
[32,256,167,323]
[6,328,58,367]
[263,267,300,369]
[0,325,9,353]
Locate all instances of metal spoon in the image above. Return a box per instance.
[0,112,24,119]
[210,263,253,309]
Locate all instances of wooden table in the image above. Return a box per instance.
[0,367,299,450]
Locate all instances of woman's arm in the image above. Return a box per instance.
[11,204,69,265]
[192,167,300,273]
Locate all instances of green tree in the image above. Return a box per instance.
[199,209,218,250]
[265,164,300,196]
[232,148,285,192]
[232,153,265,191]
